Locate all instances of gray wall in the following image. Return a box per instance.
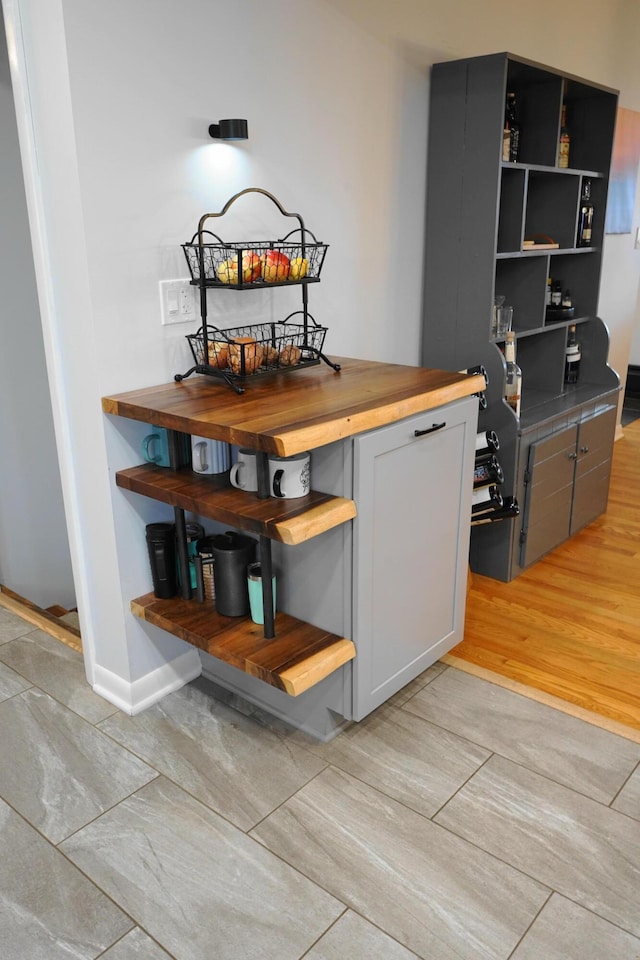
[0,17,75,609]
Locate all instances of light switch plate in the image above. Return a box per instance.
[159,279,197,324]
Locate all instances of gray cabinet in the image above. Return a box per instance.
[351,396,477,719]
[422,52,620,581]
[520,403,616,567]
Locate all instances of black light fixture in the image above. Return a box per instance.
[208,119,248,141]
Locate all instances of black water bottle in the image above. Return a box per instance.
[145,523,177,599]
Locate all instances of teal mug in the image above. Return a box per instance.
[142,426,171,467]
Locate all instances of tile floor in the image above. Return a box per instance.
[1,607,640,960]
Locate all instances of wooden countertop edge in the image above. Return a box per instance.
[265,378,484,456]
[102,369,484,456]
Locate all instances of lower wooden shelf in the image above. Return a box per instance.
[131,592,355,697]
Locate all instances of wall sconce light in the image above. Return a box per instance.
[208,119,248,141]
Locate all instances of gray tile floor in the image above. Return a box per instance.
[1,611,640,960]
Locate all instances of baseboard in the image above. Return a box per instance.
[93,647,202,715]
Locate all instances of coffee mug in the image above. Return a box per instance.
[229,449,258,492]
[268,452,311,499]
[191,436,231,475]
[142,427,171,467]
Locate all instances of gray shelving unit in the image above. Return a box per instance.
[421,52,620,581]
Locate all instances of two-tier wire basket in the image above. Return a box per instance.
[175,187,340,393]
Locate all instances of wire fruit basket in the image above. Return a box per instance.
[174,188,340,392]
[183,314,329,386]
[182,230,328,289]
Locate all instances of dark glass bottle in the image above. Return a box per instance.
[564,324,581,384]
[577,180,594,247]
[502,92,520,163]
[558,104,570,168]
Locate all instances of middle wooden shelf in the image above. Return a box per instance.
[115,462,356,545]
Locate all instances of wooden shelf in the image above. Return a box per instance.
[115,463,356,545]
[131,592,355,696]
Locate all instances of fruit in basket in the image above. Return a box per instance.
[216,251,261,285]
[229,337,264,375]
[207,340,230,369]
[260,249,290,282]
[278,343,302,366]
[262,344,279,366]
[288,257,309,281]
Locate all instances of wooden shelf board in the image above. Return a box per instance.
[115,464,356,545]
[131,592,355,696]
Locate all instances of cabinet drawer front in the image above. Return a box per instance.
[352,398,477,720]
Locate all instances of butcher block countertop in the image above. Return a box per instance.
[102,357,484,456]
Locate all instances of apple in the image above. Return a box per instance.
[216,250,261,285]
[261,249,290,283]
[288,257,309,281]
[239,250,261,282]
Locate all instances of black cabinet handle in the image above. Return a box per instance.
[568,451,578,461]
[414,421,446,437]
[580,446,589,454]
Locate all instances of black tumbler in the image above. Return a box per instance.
[211,531,257,616]
[145,522,177,599]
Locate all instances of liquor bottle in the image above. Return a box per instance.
[564,324,581,384]
[558,103,570,168]
[551,281,562,306]
[577,179,594,247]
[475,430,500,456]
[503,92,520,163]
[562,289,572,308]
[546,277,552,306]
[504,331,522,417]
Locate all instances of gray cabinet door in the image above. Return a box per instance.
[352,397,477,720]
[570,406,617,535]
[520,424,577,568]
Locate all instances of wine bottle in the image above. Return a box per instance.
[503,92,520,162]
[504,331,522,417]
[471,496,520,525]
[558,103,570,168]
[577,179,594,247]
[475,430,500,455]
[564,324,581,384]
[474,455,504,487]
[472,483,504,515]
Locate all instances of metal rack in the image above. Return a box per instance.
[175,187,341,393]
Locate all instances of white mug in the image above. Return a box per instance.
[229,448,258,492]
[191,436,231,475]
[268,452,311,499]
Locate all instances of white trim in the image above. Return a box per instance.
[93,648,202,716]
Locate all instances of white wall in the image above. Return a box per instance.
[4,0,640,703]
[0,14,74,609]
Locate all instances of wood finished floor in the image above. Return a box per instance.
[450,415,640,735]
